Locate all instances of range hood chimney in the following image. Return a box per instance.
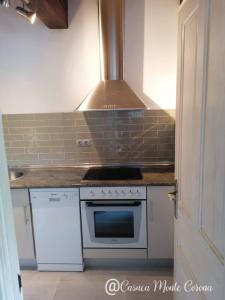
[76,0,148,111]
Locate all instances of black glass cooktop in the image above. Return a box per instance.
[82,167,143,181]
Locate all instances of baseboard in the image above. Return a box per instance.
[37,263,84,272]
[85,258,174,270]
[19,259,37,270]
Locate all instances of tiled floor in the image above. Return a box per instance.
[21,268,173,300]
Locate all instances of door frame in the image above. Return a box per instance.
[0,114,23,300]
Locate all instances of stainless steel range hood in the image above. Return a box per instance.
[76,0,148,111]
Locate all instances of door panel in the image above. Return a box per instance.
[0,115,23,300]
[175,0,225,299]
[180,3,201,224]
[201,0,225,258]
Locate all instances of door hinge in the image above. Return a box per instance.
[18,274,22,292]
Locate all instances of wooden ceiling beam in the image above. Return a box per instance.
[30,0,68,29]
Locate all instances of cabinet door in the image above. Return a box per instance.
[11,189,35,262]
[147,186,174,259]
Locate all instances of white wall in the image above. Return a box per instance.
[0,0,178,114]
[124,0,178,109]
[0,0,100,113]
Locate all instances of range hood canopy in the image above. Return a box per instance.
[76,0,148,111]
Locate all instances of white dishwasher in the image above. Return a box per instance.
[30,188,83,271]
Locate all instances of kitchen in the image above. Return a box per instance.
[0,0,225,300]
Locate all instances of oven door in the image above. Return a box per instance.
[81,200,147,248]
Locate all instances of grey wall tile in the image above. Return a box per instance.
[3,110,175,166]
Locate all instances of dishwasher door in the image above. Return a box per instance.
[30,188,83,271]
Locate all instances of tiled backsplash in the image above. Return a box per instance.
[2,110,175,167]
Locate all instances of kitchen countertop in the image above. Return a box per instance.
[9,165,175,189]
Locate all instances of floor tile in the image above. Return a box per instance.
[21,268,174,300]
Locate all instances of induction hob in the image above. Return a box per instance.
[82,166,143,181]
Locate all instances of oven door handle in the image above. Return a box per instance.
[85,201,141,207]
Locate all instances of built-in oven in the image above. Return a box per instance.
[80,186,147,249]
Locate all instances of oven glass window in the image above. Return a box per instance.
[94,211,134,238]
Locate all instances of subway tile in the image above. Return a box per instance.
[34,113,64,120]
[75,119,87,126]
[3,120,23,127]
[144,137,172,144]
[142,131,158,138]
[62,112,76,120]
[51,159,78,165]
[76,118,104,126]
[76,132,104,139]
[21,120,49,127]
[37,140,63,147]
[6,147,25,154]
[26,147,52,154]
[157,116,174,124]
[49,119,75,127]
[35,134,50,141]
[38,153,65,160]
[115,124,143,131]
[64,153,77,160]
[23,133,36,140]
[36,127,63,134]
[61,147,75,153]
[114,118,130,125]
[157,144,175,151]
[49,133,74,140]
[90,125,115,132]
[115,111,130,118]
[143,116,158,124]
[4,134,24,141]
[64,140,77,147]
[10,141,31,147]
[3,110,175,166]
[6,114,35,121]
[9,127,34,134]
[7,153,38,161]
[157,130,175,137]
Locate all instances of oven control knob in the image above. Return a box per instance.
[101,190,106,196]
[136,189,140,194]
[108,190,112,195]
[130,189,134,195]
[115,190,119,196]
[90,190,95,196]
[121,190,126,195]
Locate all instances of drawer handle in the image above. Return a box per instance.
[149,200,154,222]
[49,198,61,202]
[23,205,29,225]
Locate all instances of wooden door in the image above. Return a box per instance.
[175,0,225,299]
[0,115,23,300]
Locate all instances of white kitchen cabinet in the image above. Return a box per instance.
[30,188,83,272]
[147,186,174,259]
[11,188,36,268]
